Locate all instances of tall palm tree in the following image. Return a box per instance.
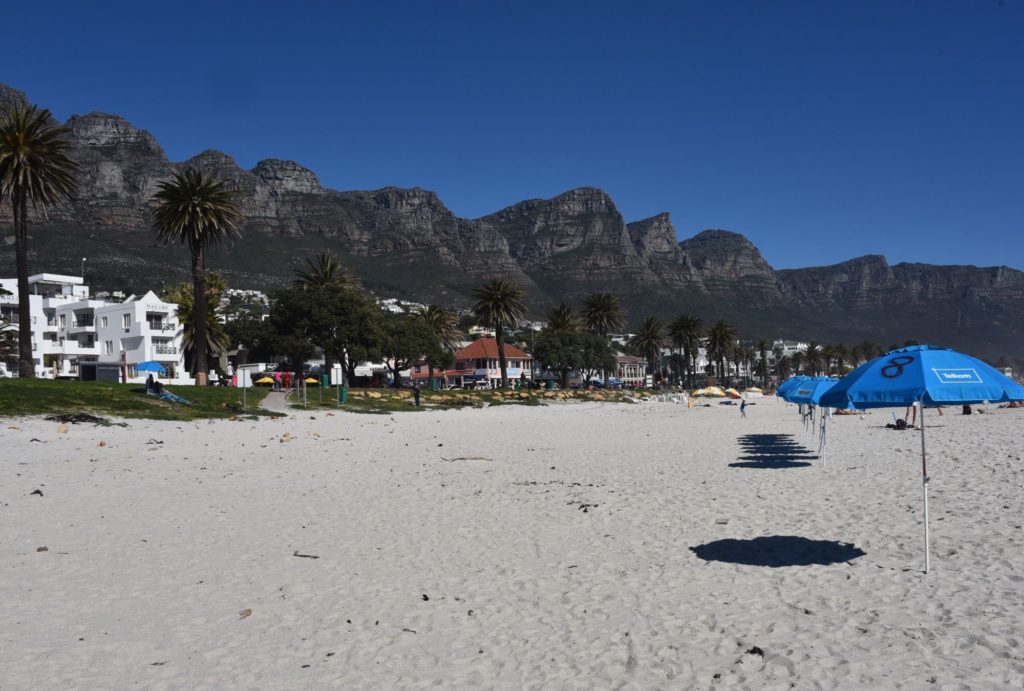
[804,342,823,376]
[582,293,625,384]
[151,169,241,382]
[821,344,837,375]
[581,293,625,337]
[293,253,359,291]
[630,316,666,381]
[163,281,230,371]
[544,303,579,333]
[669,314,703,388]
[757,339,770,389]
[415,304,463,386]
[790,351,806,375]
[706,320,736,382]
[471,279,526,388]
[0,103,78,378]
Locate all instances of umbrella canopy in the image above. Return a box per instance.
[305,377,319,384]
[776,376,809,398]
[136,361,166,374]
[820,345,1024,408]
[818,345,1024,573]
[254,376,274,384]
[746,387,763,393]
[784,377,838,405]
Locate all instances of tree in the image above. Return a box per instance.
[380,313,443,388]
[152,169,241,382]
[629,316,666,382]
[669,314,703,388]
[532,330,583,388]
[414,304,462,387]
[544,304,579,333]
[293,253,360,291]
[578,332,618,384]
[804,342,823,376]
[162,275,231,374]
[790,351,805,375]
[757,339,770,389]
[582,293,625,384]
[471,279,526,388]
[706,320,736,382]
[0,103,78,378]
[224,313,276,363]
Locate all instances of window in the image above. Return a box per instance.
[104,340,113,355]
[122,313,131,328]
[101,316,108,328]
[59,314,66,327]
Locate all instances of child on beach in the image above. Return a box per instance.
[740,398,747,418]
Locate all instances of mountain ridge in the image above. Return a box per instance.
[1,82,1022,362]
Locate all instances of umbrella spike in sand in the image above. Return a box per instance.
[820,344,1024,573]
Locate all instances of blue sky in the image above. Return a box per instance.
[7,1,1023,269]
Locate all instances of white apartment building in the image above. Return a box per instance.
[0,274,189,383]
[95,291,189,383]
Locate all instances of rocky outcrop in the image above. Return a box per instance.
[1,81,1022,360]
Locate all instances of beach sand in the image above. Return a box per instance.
[2,399,1023,688]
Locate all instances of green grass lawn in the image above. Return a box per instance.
[0,379,277,421]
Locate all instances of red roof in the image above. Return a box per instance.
[454,338,531,360]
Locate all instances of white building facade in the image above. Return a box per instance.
[0,274,189,383]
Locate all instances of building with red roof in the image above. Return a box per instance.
[410,338,533,388]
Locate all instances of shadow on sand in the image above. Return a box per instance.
[690,535,865,567]
[732,433,816,469]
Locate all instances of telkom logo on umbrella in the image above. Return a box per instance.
[931,368,983,384]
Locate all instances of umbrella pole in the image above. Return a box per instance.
[920,401,930,573]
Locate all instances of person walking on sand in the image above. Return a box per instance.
[740,397,747,418]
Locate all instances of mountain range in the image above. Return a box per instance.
[1,82,1022,363]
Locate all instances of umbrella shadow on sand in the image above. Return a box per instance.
[691,536,866,567]
[731,434,815,468]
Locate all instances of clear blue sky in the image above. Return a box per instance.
[7,1,1023,269]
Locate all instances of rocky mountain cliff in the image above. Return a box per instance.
[1,83,1022,361]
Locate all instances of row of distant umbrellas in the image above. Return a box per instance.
[776,344,1024,573]
[693,386,762,398]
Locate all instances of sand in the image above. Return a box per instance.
[2,399,1023,689]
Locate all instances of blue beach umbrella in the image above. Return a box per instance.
[820,345,1024,572]
[776,376,809,398]
[783,376,838,406]
[784,377,839,466]
[136,361,166,374]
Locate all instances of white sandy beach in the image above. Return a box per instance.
[2,399,1023,689]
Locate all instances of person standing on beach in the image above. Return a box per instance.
[740,397,747,418]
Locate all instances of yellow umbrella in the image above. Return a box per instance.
[705,386,726,397]
[305,377,319,384]
[255,376,274,385]
[747,387,763,393]
[725,387,741,398]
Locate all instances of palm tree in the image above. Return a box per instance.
[415,304,463,386]
[293,253,359,291]
[471,279,526,388]
[804,342,823,376]
[582,293,625,385]
[151,169,241,382]
[786,354,802,376]
[757,339,770,389]
[630,316,666,382]
[164,281,230,371]
[544,303,579,333]
[669,314,703,388]
[0,103,78,378]
[582,293,625,337]
[821,344,837,375]
[706,320,736,382]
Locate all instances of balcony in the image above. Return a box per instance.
[154,344,177,355]
[69,319,96,334]
[147,321,178,333]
